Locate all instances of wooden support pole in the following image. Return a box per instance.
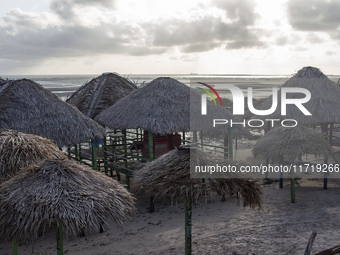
[57,220,64,255]
[228,127,233,161]
[279,155,284,189]
[200,131,203,149]
[224,134,228,159]
[12,238,18,255]
[148,132,154,161]
[148,131,154,213]
[185,195,192,255]
[123,130,127,169]
[126,175,130,190]
[75,144,79,161]
[329,123,333,144]
[92,144,98,171]
[291,162,295,203]
[324,157,328,190]
[193,131,197,143]
[150,195,155,213]
[264,157,269,179]
[103,136,108,176]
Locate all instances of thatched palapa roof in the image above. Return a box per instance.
[66,72,137,119]
[0,79,106,146]
[95,77,252,138]
[256,66,340,124]
[0,158,136,244]
[0,77,6,85]
[253,125,332,162]
[0,128,66,181]
[134,146,262,208]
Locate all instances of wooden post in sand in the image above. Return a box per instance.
[57,220,64,255]
[91,143,97,171]
[12,238,18,255]
[291,161,295,203]
[148,131,155,213]
[228,126,233,161]
[103,136,108,176]
[193,131,197,143]
[185,195,192,255]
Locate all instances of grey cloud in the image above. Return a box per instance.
[181,43,220,53]
[287,0,340,31]
[276,36,288,46]
[149,16,265,51]
[326,50,336,56]
[49,1,75,20]
[211,0,259,26]
[274,34,302,46]
[226,39,265,49]
[128,47,167,56]
[306,33,324,44]
[289,46,308,51]
[0,9,165,64]
[71,0,115,8]
[49,0,115,20]
[2,8,47,30]
[0,1,268,67]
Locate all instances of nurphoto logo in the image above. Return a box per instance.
[199,83,312,128]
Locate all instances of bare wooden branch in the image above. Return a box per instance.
[304,232,317,255]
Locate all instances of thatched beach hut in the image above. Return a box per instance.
[66,72,137,119]
[0,79,106,147]
[95,77,251,159]
[0,158,136,253]
[253,125,332,202]
[96,77,234,134]
[0,128,66,181]
[135,146,262,207]
[253,125,332,162]
[257,66,340,125]
[0,77,6,85]
[134,145,262,254]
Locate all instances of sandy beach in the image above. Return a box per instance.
[1,138,340,255]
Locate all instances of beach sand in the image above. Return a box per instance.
[1,140,340,255]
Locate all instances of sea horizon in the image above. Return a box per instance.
[1,73,340,100]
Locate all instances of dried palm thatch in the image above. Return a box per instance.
[0,77,6,85]
[134,146,262,209]
[256,66,340,124]
[66,72,137,119]
[0,128,66,181]
[0,158,136,245]
[96,77,252,138]
[0,79,106,147]
[253,125,332,162]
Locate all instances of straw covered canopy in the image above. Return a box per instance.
[134,146,262,208]
[96,77,245,136]
[253,125,332,162]
[0,77,6,85]
[0,128,66,181]
[0,158,136,244]
[0,79,106,146]
[67,72,137,119]
[256,66,340,124]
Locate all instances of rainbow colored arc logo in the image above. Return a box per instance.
[197,82,223,106]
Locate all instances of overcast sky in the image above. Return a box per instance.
[0,0,340,75]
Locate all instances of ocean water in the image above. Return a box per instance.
[2,73,340,100]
